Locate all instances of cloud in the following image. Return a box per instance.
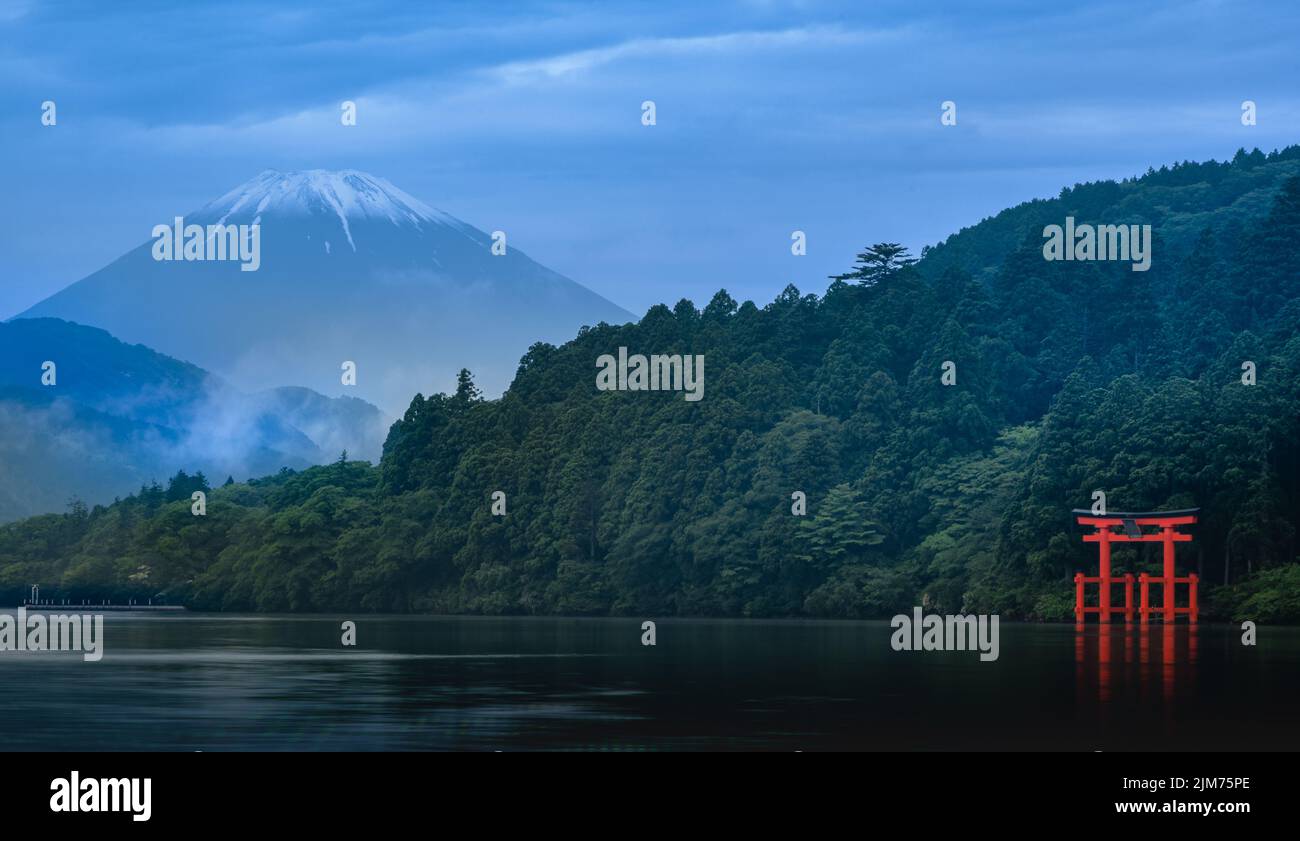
[95,23,909,157]
[489,25,895,84]
[0,0,32,24]
[4,0,1300,323]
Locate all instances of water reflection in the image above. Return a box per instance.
[1075,622,1199,705]
[0,615,1291,750]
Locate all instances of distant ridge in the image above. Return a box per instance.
[0,317,387,522]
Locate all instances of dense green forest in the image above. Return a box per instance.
[3,147,1300,621]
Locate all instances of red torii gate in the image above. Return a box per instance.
[1073,509,1199,624]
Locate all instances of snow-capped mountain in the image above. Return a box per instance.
[17,170,633,412]
[201,170,473,252]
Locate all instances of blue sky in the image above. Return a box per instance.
[2,0,1298,319]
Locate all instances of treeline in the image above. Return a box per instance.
[2,155,1299,621]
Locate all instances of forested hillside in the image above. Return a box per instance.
[3,148,1299,621]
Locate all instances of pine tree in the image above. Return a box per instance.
[830,242,917,286]
[454,368,482,402]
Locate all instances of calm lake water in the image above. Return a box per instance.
[1,614,1296,751]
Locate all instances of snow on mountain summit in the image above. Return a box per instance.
[198,170,467,250]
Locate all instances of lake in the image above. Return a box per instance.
[1,614,1295,751]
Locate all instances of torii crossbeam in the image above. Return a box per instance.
[1072,509,1199,624]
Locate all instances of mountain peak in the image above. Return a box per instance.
[20,167,633,411]
[198,170,464,247]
